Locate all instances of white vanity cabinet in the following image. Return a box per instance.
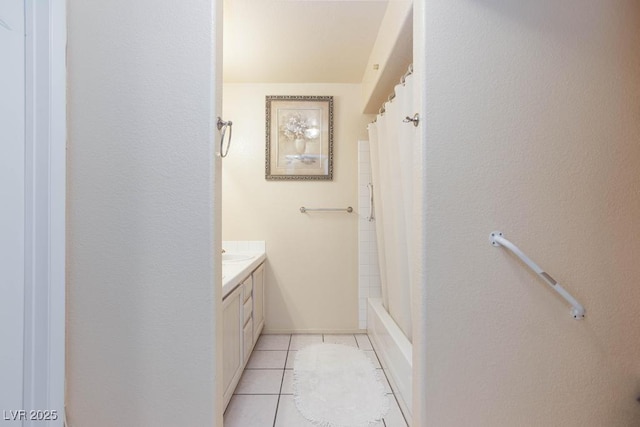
[252,263,265,339]
[222,284,243,406]
[222,261,265,409]
[242,275,253,363]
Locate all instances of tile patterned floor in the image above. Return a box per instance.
[223,333,409,427]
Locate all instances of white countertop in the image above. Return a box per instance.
[222,250,266,299]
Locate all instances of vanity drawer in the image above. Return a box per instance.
[243,278,253,302]
[243,296,253,325]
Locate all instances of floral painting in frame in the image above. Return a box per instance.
[265,95,333,180]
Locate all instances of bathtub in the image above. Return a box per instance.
[367,298,412,425]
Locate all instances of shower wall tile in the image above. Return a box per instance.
[357,140,382,330]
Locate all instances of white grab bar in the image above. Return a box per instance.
[366,183,374,222]
[300,206,353,213]
[490,231,585,320]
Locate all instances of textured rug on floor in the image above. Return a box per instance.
[293,343,389,427]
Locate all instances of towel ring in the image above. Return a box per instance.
[217,117,233,158]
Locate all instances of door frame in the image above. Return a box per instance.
[211,0,424,424]
[411,1,428,426]
[22,0,66,424]
[0,0,27,418]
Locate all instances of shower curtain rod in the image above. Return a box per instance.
[375,64,414,118]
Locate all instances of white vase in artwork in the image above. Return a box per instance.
[294,138,307,155]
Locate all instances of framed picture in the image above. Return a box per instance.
[265,95,333,180]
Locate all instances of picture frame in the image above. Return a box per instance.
[265,95,334,180]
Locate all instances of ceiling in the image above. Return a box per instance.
[223,0,389,83]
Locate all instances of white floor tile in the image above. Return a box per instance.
[383,396,408,427]
[281,370,295,394]
[364,350,381,368]
[275,395,384,427]
[234,369,283,395]
[323,334,357,347]
[355,333,373,350]
[227,334,398,427]
[285,351,297,369]
[246,350,287,369]
[223,395,278,427]
[255,334,291,350]
[289,334,323,350]
[274,395,316,427]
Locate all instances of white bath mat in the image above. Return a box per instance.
[293,343,389,427]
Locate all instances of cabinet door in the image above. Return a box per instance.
[222,287,243,407]
[252,263,265,341]
[243,317,253,363]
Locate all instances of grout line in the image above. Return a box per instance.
[354,333,359,349]
[372,347,410,427]
[389,392,409,426]
[272,334,292,427]
[364,331,388,427]
[245,367,287,370]
[365,333,374,347]
[378,368,392,392]
[233,392,281,396]
[272,368,285,426]
[371,346,383,366]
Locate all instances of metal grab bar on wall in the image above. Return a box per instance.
[490,231,585,320]
[366,183,375,222]
[300,206,353,213]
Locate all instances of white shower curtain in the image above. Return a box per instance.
[367,72,417,342]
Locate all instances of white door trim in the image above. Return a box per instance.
[0,0,27,420]
[411,0,428,426]
[22,0,66,425]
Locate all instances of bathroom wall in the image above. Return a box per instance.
[66,0,222,426]
[222,83,372,333]
[360,0,413,114]
[420,1,640,425]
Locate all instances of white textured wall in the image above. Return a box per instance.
[360,0,413,113]
[67,1,222,426]
[422,1,640,425]
[222,84,372,332]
